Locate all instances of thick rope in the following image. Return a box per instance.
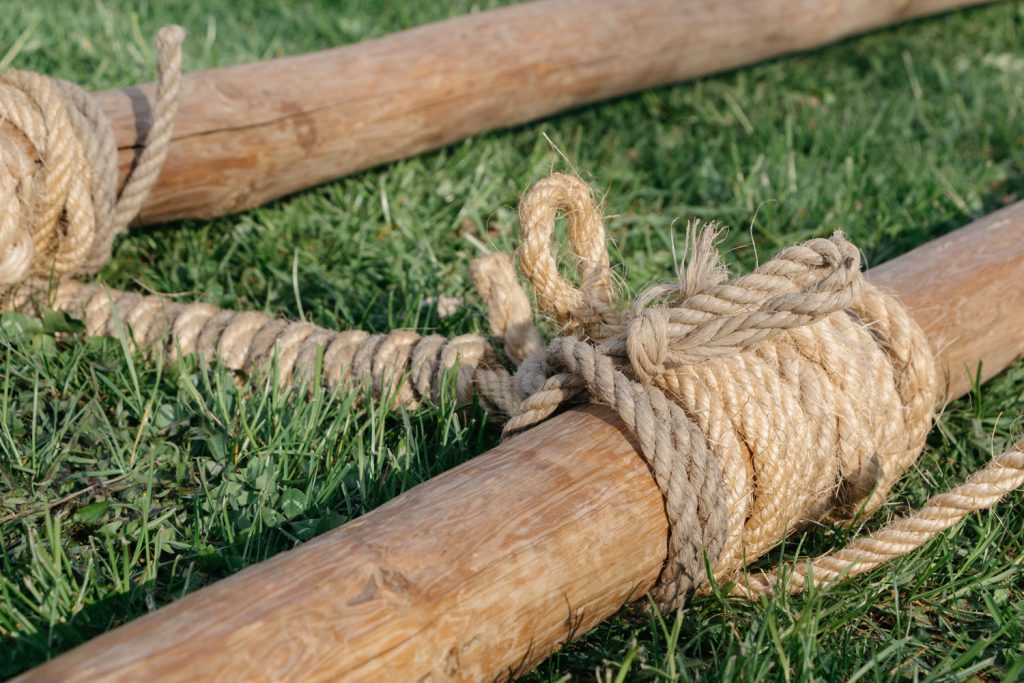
[0,24,506,416]
[31,280,497,410]
[1,26,1019,612]
[0,25,185,301]
[468,173,1022,610]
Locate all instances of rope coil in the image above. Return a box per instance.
[0,25,184,299]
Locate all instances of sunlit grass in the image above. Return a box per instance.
[2,0,1023,678]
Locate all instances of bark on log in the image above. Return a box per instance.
[18,202,1024,681]
[97,0,992,224]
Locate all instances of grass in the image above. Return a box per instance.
[2,0,1024,679]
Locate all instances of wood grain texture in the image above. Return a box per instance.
[96,0,991,224]
[19,407,666,681]
[19,204,1024,681]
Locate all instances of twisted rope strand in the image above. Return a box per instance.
[42,281,494,409]
[0,23,498,413]
[110,26,185,231]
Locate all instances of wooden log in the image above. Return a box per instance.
[98,0,992,224]
[18,202,1024,681]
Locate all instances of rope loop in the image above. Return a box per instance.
[517,172,620,338]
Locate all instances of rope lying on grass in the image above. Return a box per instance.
[740,443,1024,595]
[44,279,499,411]
[1,29,1022,612]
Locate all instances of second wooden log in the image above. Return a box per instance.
[96,0,991,224]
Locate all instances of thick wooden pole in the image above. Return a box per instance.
[98,0,991,224]
[18,203,1024,681]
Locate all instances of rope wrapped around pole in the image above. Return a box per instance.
[470,174,945,609]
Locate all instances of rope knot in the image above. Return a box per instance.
[626,307,669,382]
[6,28,1016,621]
[471,173,938,611]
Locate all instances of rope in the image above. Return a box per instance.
[469,173,1022,610]
[32,280,498,410]
[1,21,1020,612]
[0,24,509,416]
[0,25,185,300]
